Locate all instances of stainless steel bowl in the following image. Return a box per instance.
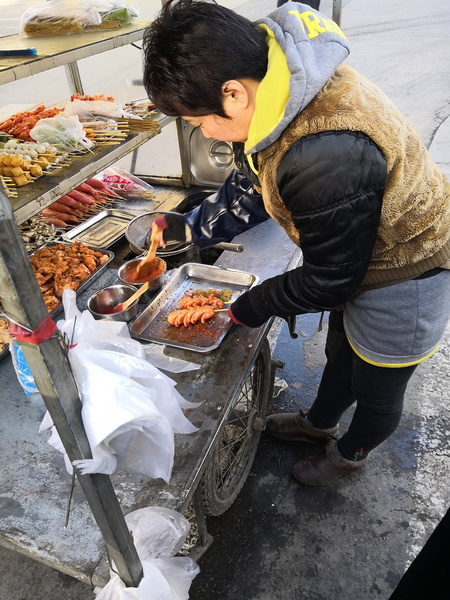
[117,256,167,302]
[87,284,140,322]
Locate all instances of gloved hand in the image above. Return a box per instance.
[227,305,243,325]
[227,291,271,328]
[152,212,191,248]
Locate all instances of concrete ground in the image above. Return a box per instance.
[0,0,449,599]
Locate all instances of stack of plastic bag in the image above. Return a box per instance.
[95,507,200,600]
[39,289,198,482]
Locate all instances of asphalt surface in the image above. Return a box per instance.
[1,0,449,599]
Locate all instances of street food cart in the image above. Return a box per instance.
[0,23,301,589]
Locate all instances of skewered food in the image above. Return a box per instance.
[70,94,115,102]
[0,105,60,142]
[191,288,233,302]
[0,153,43,186]
[19,216,61,252]
[167,306,216,327]
[178,293,224,310]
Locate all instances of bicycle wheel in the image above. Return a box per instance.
[200,339,273,516]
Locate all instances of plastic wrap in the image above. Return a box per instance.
[95,507,200,600]
[9,339,39,395]
[93,0,141,23]
[64,98,137,121]
[39,290,199,482]
[30,115,94,152]
[20,0,102,36]
[99,167,155,201]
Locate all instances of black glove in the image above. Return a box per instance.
[228,290,271,328]
[153,212,191,244]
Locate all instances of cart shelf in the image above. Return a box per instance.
[0,23,151,85]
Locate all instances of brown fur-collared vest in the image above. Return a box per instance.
[257,64,450,287]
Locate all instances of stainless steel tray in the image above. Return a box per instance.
[0,243,114,364]
[62,209,135,248]
[30,242,114,315]
[129,263,259,353]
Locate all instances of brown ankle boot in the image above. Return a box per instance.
[292,440,368,486]
[265,411,338,444]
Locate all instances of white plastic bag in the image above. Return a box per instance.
[91,0,141,24]
[20,0,102,36]
[95,507,200,600]
[63,98,138,121]
[30,115,94,151]
[40,290,198,482]
[143,344,200,374]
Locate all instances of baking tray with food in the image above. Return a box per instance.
[0,240,113,363]
[0,317,11,363]
[129,263,259,353]
[30,241,114,313]
[61,209,136,249]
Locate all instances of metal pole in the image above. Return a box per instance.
[0,187,143,588]
[332,0,342,26]
[64,62,84,95]
[176,118,193,187]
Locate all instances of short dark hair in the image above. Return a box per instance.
[142,0,268,118]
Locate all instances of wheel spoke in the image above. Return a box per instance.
[200,341,273,515]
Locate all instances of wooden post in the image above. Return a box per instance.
[0,188,143,588]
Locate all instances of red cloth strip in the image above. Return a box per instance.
[9,314,57,345]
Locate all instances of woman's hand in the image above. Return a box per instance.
[151,212,191,248]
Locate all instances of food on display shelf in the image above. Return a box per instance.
[0,105,60,142]
[0,154,42,186]
[99,5,141,25]
[39,180,123,228]
[167,306,216,327]
[20,0,102,36]
[23,17,85,36]
[0,319,12,354]
[30,242,109,312]
[70,94,115,102]
[85,177,120,195]
[19,216,61,253]
[123,99,158,116]
[30,115,94,152]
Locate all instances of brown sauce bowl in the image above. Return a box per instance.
[117,256,167,302]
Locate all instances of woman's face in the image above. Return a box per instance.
[181,78,258,143]
[181,113,250,143]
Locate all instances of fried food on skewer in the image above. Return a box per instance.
[178,293,224,310]
[167,305,216,327]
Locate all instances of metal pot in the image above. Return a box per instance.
[125,211,244,257]
[117,256,167,302]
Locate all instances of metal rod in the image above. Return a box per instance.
[332,0,342,26]
[0,188,143,588]
[64,62,84,96]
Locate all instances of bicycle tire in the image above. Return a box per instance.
[200,339,273,516]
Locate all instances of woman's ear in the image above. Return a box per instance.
[222,79,250,114]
